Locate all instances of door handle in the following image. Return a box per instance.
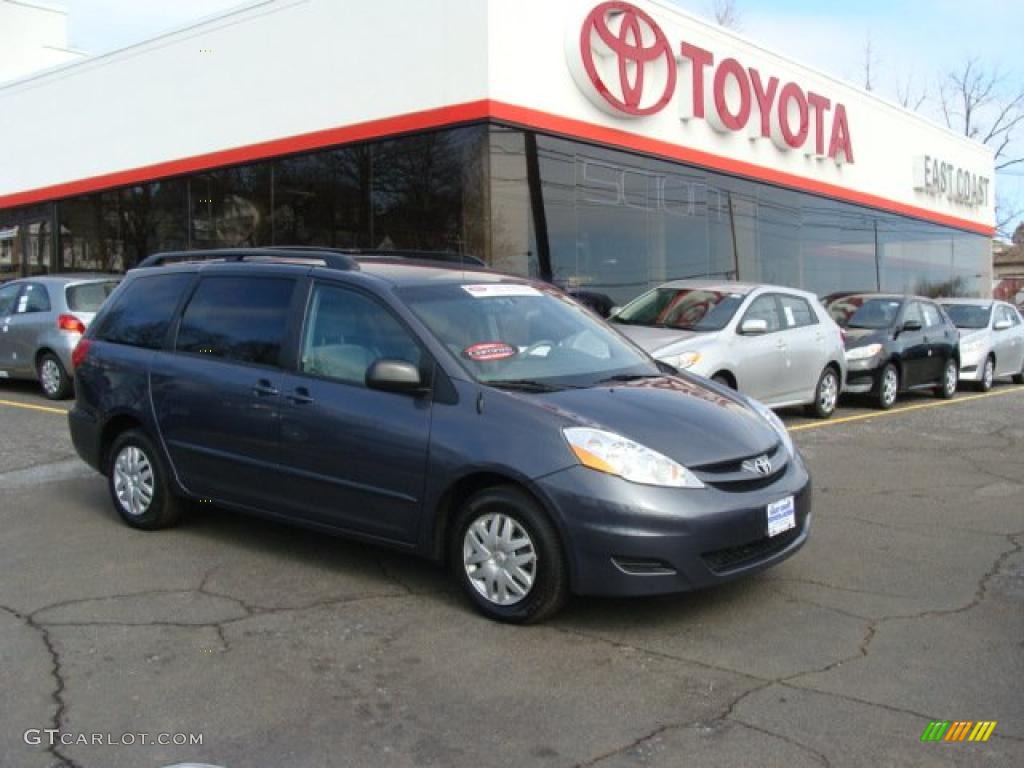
[253,380,279,397]
[288,387,314,405]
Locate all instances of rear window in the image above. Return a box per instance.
[95,273,193,350]
[66,280,120,312]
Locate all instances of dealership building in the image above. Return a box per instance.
[0,0,996,305]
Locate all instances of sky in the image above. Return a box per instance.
[57,0,1024,238]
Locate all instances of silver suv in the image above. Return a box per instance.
[611,280,847,418]
[0,275,120,398]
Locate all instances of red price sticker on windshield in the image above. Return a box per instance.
[463,342,517,362]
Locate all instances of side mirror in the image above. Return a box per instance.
[900,320,923,333]
[993,319,1012,331]
[739,318,769,335]
[608,306,622,318]
[366,359,428,394]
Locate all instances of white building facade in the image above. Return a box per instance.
[0,0,995,300]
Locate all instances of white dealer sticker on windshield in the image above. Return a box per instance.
[462,284,542,299]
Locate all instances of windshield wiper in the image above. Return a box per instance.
[594,373,664,385]
[487,379,565,393]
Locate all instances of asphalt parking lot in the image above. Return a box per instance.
[1,381,1022,768]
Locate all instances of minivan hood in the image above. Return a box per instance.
[614,324,708,354]
[523,375,779,468]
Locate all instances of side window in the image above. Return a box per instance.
[0,283,21,316]
[779,295,817,329]
[300,283,423,386]
[997,306,1018,327]
[921,303,942,328]
[903,302,924,327]
[176,277,295,367]
[95,273,193,350]
[19,283,51,313]
[741,295,782,333]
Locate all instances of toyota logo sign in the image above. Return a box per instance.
[742,455,773,477]
[571,1,676,116]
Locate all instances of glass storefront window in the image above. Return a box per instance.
[190,164,271,249]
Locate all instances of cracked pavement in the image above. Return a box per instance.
[0,382,1022,767]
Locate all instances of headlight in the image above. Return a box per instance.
[746,398,795,457]
[960,339,984,357]
[563,427,704,488]
[664,351,702,370]
[845,343,882,361]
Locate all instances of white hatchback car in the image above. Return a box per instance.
[940,299,1024,390]
[612,280,847,418]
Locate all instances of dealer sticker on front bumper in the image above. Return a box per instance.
[767,496,796,537]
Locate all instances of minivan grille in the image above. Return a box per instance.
[693,443,787,490]
[701,527,801,573]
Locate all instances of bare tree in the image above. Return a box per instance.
[996,193,1024,241]
[895,71,928,112]
[861,31,880,92]
[708,0,740,30]
[939,59,1024,172]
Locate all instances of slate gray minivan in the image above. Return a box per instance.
[69,249,811,623]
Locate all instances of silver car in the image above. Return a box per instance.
[940,298,1024,390]
[0,275,121,399]
[611,280,847,418]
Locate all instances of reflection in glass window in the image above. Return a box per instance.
[191,165,271,249]
[96,273,193,350]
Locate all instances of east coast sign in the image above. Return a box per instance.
[566,1,855,165]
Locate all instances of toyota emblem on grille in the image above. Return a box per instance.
[743,455,772,476]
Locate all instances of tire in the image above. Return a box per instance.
[450,485,568,624]
[37,352,72,400]
[106,429,182,530]
[977,355,995,392]
[1013,360,1024,385]
[936,358,958,399]
[711,373,734,389]
[805,366,840,419]
[876,363,899,410]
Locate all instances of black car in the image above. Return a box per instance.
[826,293,959,409]
[68,248,811,623]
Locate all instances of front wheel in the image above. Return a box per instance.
[937,358,958,399]
[806,367,840,419]
[977,356,995,392]
[37,353,72,400]
[451,486,568,624]
[876,363,899,410]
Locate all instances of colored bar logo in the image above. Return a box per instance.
[921,720,997,742]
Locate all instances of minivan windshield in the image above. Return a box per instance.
[400,282,658,388]
[612,288,746,331]
[830,296,902,329]
[941,303,991,330]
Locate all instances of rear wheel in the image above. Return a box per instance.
[978,356,995,392]
[451,486,568,624]
[106,429,182,530]
[37,353,71,400]
[1013,359,1024,385]
[806,366,840,419]
[937,358,958,399]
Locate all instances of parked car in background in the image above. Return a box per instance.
[0,275,121,399]
[940,299,1024,390]
[69,249,811,623]
[611,280,846,418]
[825,293,959,409]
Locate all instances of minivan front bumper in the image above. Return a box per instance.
[535,457,811,597]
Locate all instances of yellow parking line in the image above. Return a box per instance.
[0,398,69,416]
[789,386,1024,432]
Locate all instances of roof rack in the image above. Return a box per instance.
[269,245,487,268]
[136,248,360,271]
